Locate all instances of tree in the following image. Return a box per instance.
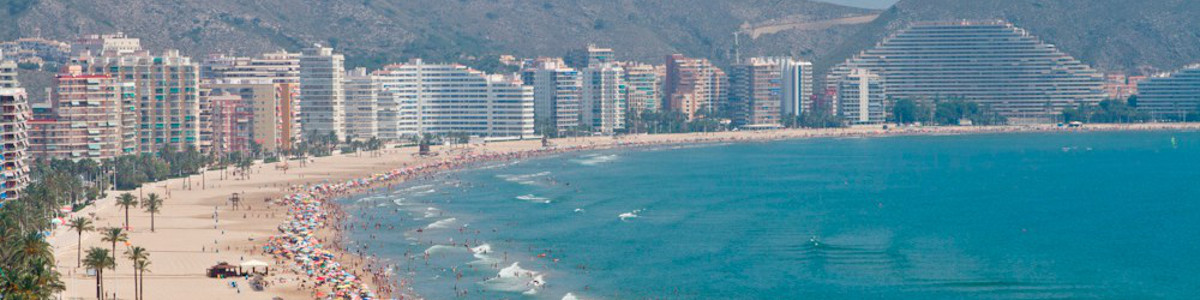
[0,186,65,298]
[125,246,149,300]
[117,193,138,230]
[932,98,1008,125]
[134,260,150,300]
[890,98,929,124]
[142,193,163,232]
[1062,100,1150,123]
[236,156,253,180]
[67,217,95,267]
[100,227,128,261]
[794,111,846,128]
[83,247,116,300]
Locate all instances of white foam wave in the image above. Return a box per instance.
[484,262,546,294]
[424,244,467,255]
[412,189,437,196]
[426,217,457,229]
[355,195,386,203]
[497,172,552,185]
[392,198,406,206]
[467,243,503,265]
[619,209,643,221]
[516,194,553,204]
[399,184,435,192]
[573,154,619,166]
[562,293,583,300]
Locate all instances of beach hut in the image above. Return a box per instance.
[207,262,240,278]
[241,260,271,275]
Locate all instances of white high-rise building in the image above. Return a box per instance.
[299,46,346,140]
[375,60,534,138]
[837,68,886,124]
[581,63,625,134]
[827,20,1104,123]
[781,60,814,118]
[344,68,380,140]
[521,58,581,136]
[1136,64,1200,119]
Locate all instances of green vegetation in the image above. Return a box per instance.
[116,193,138,229]
[125,246,149,300]
[0,196,65,298]
[787,111,846,128]
[83,247,114,300]
[141,193,163,232]
[66,217,93,267]
[889,98,1007,126]
[100,227,127,261]
[1062,99,1151,123]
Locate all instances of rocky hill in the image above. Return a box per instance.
[0,0,875,69]
[3,0,1195,77]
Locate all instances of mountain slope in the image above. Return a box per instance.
[1,0,876,68]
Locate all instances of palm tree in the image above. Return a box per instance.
[99,227,127,261]
[67,217,94,267]
[83,247,116,300]
[125,247,149,300]
[141,193,163,232]
[134,259,151,300]
[236,157,253,180]
[116,193,138,230]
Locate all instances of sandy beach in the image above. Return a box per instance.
[49,123,1200,300]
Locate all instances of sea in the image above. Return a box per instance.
[340,131,1200,299]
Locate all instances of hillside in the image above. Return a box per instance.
[0,0,876,69]
[817,0,1200,77]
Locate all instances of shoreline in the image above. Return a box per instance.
[285,122,1200,299]
[49,123,1200,300]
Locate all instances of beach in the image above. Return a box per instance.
[49,123,1200,300]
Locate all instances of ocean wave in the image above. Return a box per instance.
[423,208,440,218]
[355,195,387,203]
[469,243,502,265]
[497,171,552,185]
[426,217,457,229]
[424,244,467,255]
[619,209,643,221]
[399,184,435,192]
[484,262,546,294]
[516,194,553,204]
[563,293,584,300]
[573,154,619,166]
[392,198,406,206]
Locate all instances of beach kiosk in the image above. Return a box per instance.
[240,260,270,275]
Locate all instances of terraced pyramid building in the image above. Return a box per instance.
[827,20,1105,124]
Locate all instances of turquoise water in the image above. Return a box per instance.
[342,131,1200,299]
